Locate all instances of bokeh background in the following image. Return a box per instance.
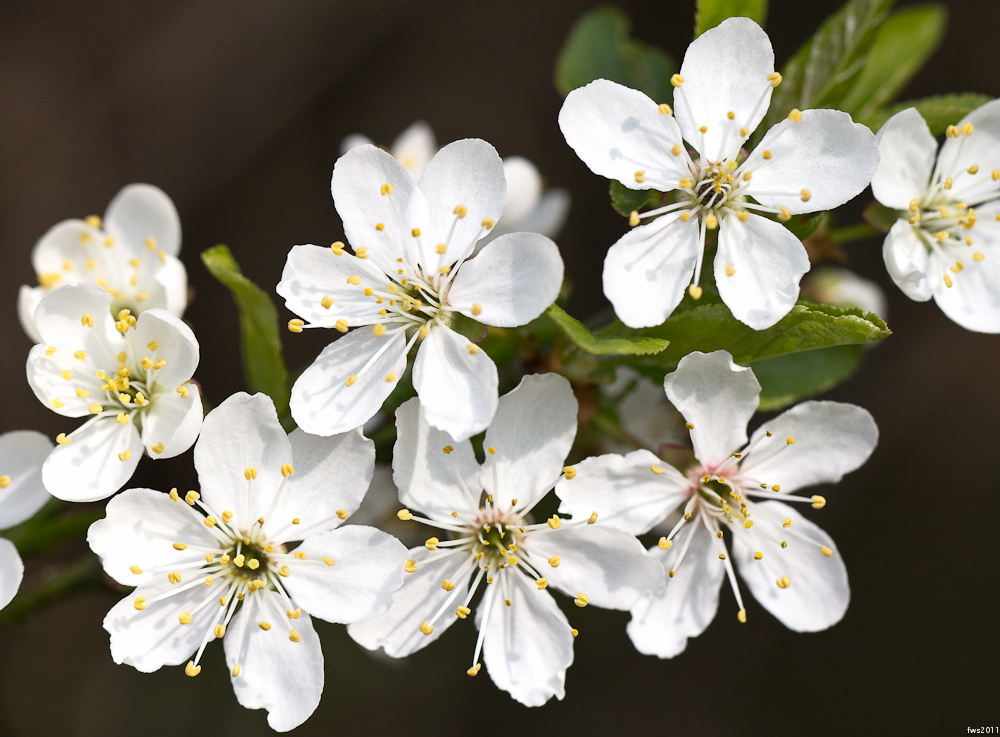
[1,0,997,734]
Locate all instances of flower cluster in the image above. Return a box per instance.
[7,8,996,734]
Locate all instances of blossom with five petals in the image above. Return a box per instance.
[342,121,571,244]
[348,374,664,706]
[558,17,879,330]
[26,283,202,502]
[0,431,54,610]
[87,392,408,732]
[18,184,187,343]
[872,102,1000,332]
[557,350,877,658]
[279,139,564,441]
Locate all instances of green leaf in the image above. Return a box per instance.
[555,6,676,100]
[783,212,826,243]
[695,0,768,37]
[609,180,661,218]
[548,304,670,356]
[859,93,994,136]
[764,0,893,131]
[201,245,290,421]
[749,344,865,411]
[628,300,890,366]
[841,5,947,118]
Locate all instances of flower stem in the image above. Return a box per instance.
[827,222,881,244]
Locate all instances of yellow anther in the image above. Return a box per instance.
[704,214,719,230]
[258,621,272,631]
[908,199,919,212]
[487,446,496,455]
[547,515,561,530]
[231,663,241,678]
[811,495,827,509]
[763,150,772,160]
[952,261,964,273]
[962,123,974,136]
[168,571,182,584]
[658,537,672,550]
[743,519,754,529]
[778,206,791,221]
[717,530,724,539]
[788,109,802,123]
[657,103,673,115]
[80,312,95,328]
[442,445,454,455]
[184,661,201,677]
[737,211,749,223]
[419,620,434,635]
[425,537,440,551]
[800,189,812,202]
[562,465,576,480]
[169,488,180,502]
[85,214,102,229]
[244,466,257,481]
[56,433,71,446]
[719,553,727,560]
[334,318,349,333]
[287,608,302,619]
[627,210,641,227]
[233,554,246,567]
[345,374,358,387]
[50,398,65,409]
[380,182,393,196]
[650,465,664,475]
[724,262,736,277]
[965,236,974,246]
[118,449,132,462]
[376,223,385,231]
[768,72,782,87]
[479,217,495,231]
[288,319,305,333]
[133,596,148,611]
[726,111,735,120]
[116,412,130,425]
[586,511,598,525]
[974,252,986,262]
[574,593,589,607]
[548,556,561,568]
[943,274,953,288]
[453,204,468,218]
[754,551,763,560]
[671,74,684,87]
[330,241,345,256]
[222,510,233,523]
[278,565,290,577]
[738,609,747,623]
[419,326,429,339]
[668,570,676,578]
[678,177,693,189]
[206,554,214,563]
[397,509,413,521]
[467,344,479,355]
[776,574,791,589]
[688,284,703,300]
[680,211,691,222]
[204,575,213,586]
[684,513,692,520]
[287,629,301,643]
[968,165,980,175]
[467,664,481,677]
[944,177,953,190]
[383,370,397,383]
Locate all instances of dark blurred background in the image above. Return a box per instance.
[1,0,997,735]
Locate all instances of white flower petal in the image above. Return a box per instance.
[481,374,576,508]
[481,571,573,707]
[882,221,933,301]
[604,367,689,452]
[16,285,44,343]
[675,17,774,161]
[627,523,723,658]
[104,184,182,257]
[933,248,1000,332]
[804,266,889,318]
[507,188,571,239]
[391,121,437,181]
[497,156,542,232]
[193,393,291,528]
[224,590,324,732]
[556,450,688,535]
[603,211,701,328]
[663,350,760,468]
[871,107,938,209]
[140,388,203,459]
[267,428,375,544]
[0,430,54,530]
[392,398,482,519]
[732,501,849,632]
[87,487,219,586]
[331,144,429,274]
[935,98,1000,188]
[412,325,498,442]
[0,539,24,611]
[283,525,407,623]
[153,253,189,317]
[348,464,399,528]
[448,232,564,327]
[276,245,386,328]
[26,342,102,418]
[559,79,689,189]
[133,309,199,392]
[743,109,879,215]
[418,139,507,266]
[42,418,143,502]
[347,547,470,657]
[340,133,374,155]
[740,400,877,491]
[105,578,226,672]
[290,328,409,437]
[527,524,665,609]
[32,283,120,365]
[715,212,810,330]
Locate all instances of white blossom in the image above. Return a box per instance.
[348,374,663,706]
[279,139,564,441]
[0,431,54,611]
[557,350,877,657]
[872,102,1000,332]
[87,392,408,732]
[558,17,879,330]
[26,283,202,502]
[342,121,570,243]
[18,184,186,343]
